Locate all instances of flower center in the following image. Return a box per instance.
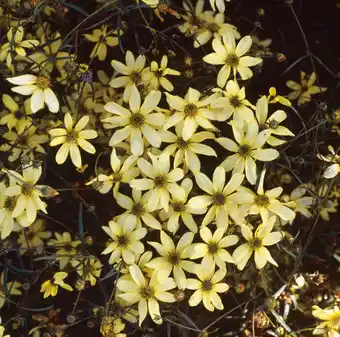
[154,175,167,188]
[208,22,219,32]
[255,194,270,207]
[208,242,219,254]
[36,76,51,89]
[269,120,279,129]
[111,172,122,183]
[173,202,185,213]
[130,113,145,128]
[140,285,154,299]
[66,130,78,143]
[117,235,128,246]
[4,196,17,211]
[22,183,33,196]
[154,70,163,78]
[184,103,198,117]
[168,251,180,265]
[212,193,226,206]
[230,95,241,108]
[131,202,144,216]
[249,237,263,249]
[226,53,239,67]
[202,280,212,291]
[238,145,251,157]
[130,71,141,84]
[177,137,189,149]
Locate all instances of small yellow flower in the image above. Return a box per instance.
[312,305,340,337]
[286,71,327,106]
[203,33,262,88]
[49,113,98,168]
[0,272,22,309]
[40,272,73,298]
[71,256,103,286]
[6,74,59,113]
[83,25,119,61]
[186,260,229,311]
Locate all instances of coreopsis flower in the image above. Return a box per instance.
[48,112,98,168]
[147,231,197,289]
[0,95,32,133]
[317,146,340,179]
[48,232,81,269]
[0,26,39,67]
[142,55,180,92]
[6,74,59,113]
[2,163,51,226]
[216,121,279,185]
[0,126,48,162]
[17,219,51,254]
[159,178,206,234]
[115,190,162,230]
[71,256,103,286]
[164,87,217,141]
[286,71,327,106]
[103,87,164,156]
[233,169,295,221]
[312,305,340,337]
[102,217,147,265]
[203,33,262,88]
[110,50,147,102]
[0,272,22,309]
[190,226,238,269]
[116,264,176,326]
[186,260,229,311]
[255,96,294,146]
[0,182,18,239]
[188,167,244,227]
[86,149,139,197]
[130,153,185,212]
[161,123,217,173]
[40,272,73,298]
[211,80,254,124]
[232,215,283,270]
[83,25,119,61]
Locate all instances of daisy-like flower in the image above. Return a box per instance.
[117,265,176,326]
[2,163,51,227]
[109,50,147,102]
[130,152,185,212]
[203,33,262,88]
[86,149,139,197]
[0,26,39,67]
[164,87,217,141]
[142,55,180,92]
[147,231,197,289]
[71,256,103,286]
[232,169,296,222]
[48,232,81,269]
[102,217,147,265]
[216,121,279,185]
[103,86,164,156]
[186,260,229,311]
[48,112,98,168]
[115,190,162,230]
[317,145,340,179]
[188,166,244,227]
[0,272,22,309]
[17,219,52,254]
[6,74,59,113]
[83,24,119,61]
[286,71,327,106]
[255,96,294,147]
[190,226,238,269]
[0,95,32,133]
[312,305,340,337]
[161,123,217,173]
[232,215,283,270]
[160,178,206,234]
[211,80,254,124]
[40,272,73,298]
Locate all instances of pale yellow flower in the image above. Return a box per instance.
[147,231,197,289]
[71,256,103,286]
[188,166,244,227]
[312,305,340,337]
[116,265,176,326]
[84,25,119,61]
[186,259,229,311]
[317,145,340,179]
[216,120,279,185]
[6,74,59,113]
[49,112,98,168]
[232,215,283,270]
[100,315,126,337]
[40,272,73,298]
[203,33,262,88]
[130,152,185,212]
[102,217,147,265]
[282,186,313,220]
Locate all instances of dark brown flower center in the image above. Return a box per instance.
[230,95,241,108]
[173,202,185,212]
[130,113,145,128]
[184,103,198,117]
[177,137,189,149]
[208,22,219,32]
[130,71,141,84]
[208,242,219,254]
[168,251,180,265]
[22,183,33,196]
[140,285,154,299]
[226,53,239,67]
[66,130,78,143]
[212,193,226,206]
[111,172,122,183]
[202,280,212,291]
[255,194,269,207]
[117,235,128,246]
[238,145,251,157]
[249,237,263,249]
[154,175,167,187]
[131,202,144,216]
[4,196,17,211]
